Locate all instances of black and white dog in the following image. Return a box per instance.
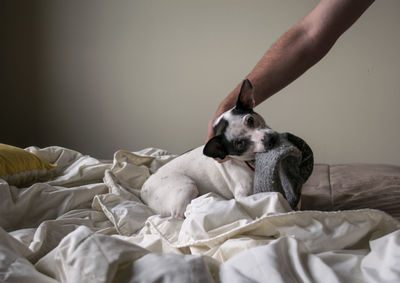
[141,80,278,218]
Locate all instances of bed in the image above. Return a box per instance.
[1,144,400,282]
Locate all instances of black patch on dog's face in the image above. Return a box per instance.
[203,132,253,160]
[213,118,229,136]
[225,137,253,156]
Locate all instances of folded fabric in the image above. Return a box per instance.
[253,133,314,209]
[0,143,56,186]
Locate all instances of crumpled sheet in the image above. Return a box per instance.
[0,146,399,283]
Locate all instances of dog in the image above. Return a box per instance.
[140,79,278,218]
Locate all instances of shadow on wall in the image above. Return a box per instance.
[1,2,45,148]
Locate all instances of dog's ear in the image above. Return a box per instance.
[236,79,255,111]
[203,135,228,159]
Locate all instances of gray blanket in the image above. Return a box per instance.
[253,133,314,209]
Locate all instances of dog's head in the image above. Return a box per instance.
[204,79,278,161]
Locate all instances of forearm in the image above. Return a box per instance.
[213,23,326,119]
[248,23,323,106]
[214,0,375,116]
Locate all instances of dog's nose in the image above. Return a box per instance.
[263,132,278,149]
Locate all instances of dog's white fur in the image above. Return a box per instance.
[140,146,254,218]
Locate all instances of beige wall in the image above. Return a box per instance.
[2,0,400,164]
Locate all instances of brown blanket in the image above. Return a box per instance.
[301,163,400,221]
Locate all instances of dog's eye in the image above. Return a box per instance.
[245,116,255,127]
[234,140,246,151]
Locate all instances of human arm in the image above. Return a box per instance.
[207,0,375,141]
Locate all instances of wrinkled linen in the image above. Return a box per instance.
[0,146,399,283]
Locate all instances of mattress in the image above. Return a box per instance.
[302,163,400,220]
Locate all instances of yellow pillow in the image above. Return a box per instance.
[0,143,56,186]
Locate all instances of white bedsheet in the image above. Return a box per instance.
[0,146,399,283]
